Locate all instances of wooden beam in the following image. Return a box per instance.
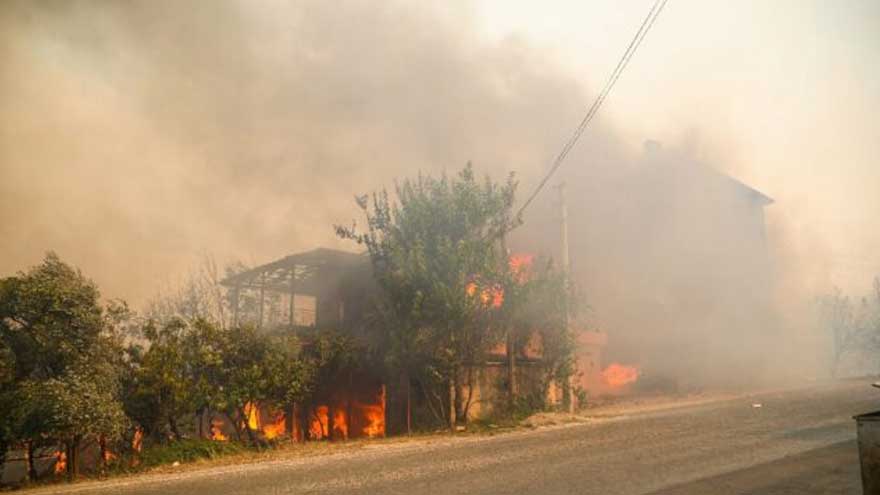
[231,285,241,327]
[258,274,265,330]
[289,269,296,330]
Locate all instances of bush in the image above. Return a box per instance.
[139,439,246,468]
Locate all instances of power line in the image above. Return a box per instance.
[514,0,669,223]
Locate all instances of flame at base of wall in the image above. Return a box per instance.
[601,363,640,388]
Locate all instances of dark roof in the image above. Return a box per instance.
[722,175,774,207]
[641,142,774,208]
[220,247,366,296]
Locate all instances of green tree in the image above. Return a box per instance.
[498,257,576,411]
[337,164,517,430]
[0,253,129,481]
[214,325,277,445]
[123,318,195,442]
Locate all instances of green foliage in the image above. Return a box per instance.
[337,164,520,423]
[501,258,579,389]
[138,438,245,468]
[123,318,195,440]
[123,317,321,446]
[0,252,104,381]
[0,253,130,481]
[17,366,128,445]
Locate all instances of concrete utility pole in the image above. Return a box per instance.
[502,231,517,401]
[559,181,570,290]
[558,182,576,413]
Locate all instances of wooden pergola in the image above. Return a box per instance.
[220,247,367,329]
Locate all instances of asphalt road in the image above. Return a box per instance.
[35,379,879,495]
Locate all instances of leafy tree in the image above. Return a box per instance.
[19,364,127,479]
[123,319,195,441]
[0,253,104,380]
[0,253,129,482]
[182,319,227,439]
[498,257,577,410]
[818,278,880,378]
[337,164,518,429]
[213,325,278,445]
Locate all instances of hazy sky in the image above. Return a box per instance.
[476,0,880,294]
[1,0,877,305]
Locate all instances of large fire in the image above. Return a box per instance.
[244,402,260,431]
[359,402,385,437]
[209,386,384,442]
[307,406,348,440]
[333,408,348,438]
[602,363,640,388]
[309,405,329,439]
[262,411,286,440]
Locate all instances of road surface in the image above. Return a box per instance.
[34,379,878,495]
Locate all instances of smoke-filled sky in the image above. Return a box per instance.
[1,0,878,306]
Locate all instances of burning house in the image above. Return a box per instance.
[515,141,776,388]
[214,247,586,437]
[216,248,386,441]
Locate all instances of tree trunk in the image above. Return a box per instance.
[507,332,517,407]
[405,373,412,436]
[240,407,258,446]
[419,380,444,426]
[447,379,455,433]
[169,416,182,441]
[286,404,296,443]
[225,412,243,442]
[462,366,475,424]
[346,372,353,441]
[299,404,311,442]
[98,435,108,475]
[26,441,36,483]
[0,437,8,484]
[67,436,81,482]
[328,403,336,441]
[197,409,205,439]
[454,370,465,424]
[66,443,73,481]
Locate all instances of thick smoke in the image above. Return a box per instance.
[0,0,605,302]
[0,1,833,388]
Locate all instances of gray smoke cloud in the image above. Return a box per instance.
[1,0,609,301]
[0,0,831,388]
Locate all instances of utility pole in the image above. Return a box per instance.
[558,182,575,413]
[559,182,570,292]
[502,230,517,403]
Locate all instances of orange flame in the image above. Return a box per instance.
[509,254,534,283]
[359,403,385,437]
[262,412,286,440]
[333,408,348,439]
[466,282,504,308]
[53,450,67,475]
[210,418,229,441]
[132,428,144,453]
[310,406,329,440]
[244,402,260,431]
[602,363,639,388]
